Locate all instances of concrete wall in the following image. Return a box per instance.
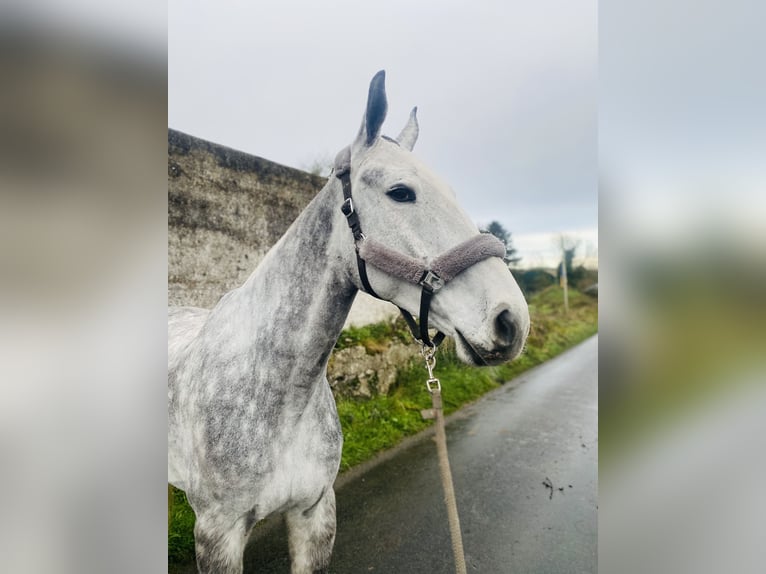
[168,129,397,327]
[168,129,325,308]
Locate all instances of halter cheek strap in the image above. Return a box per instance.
[335,165,506,348]
[338,166,383,300]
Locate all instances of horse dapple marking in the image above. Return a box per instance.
[168,71,530,574]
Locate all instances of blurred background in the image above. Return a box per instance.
[0,2,167,573]
[600,1,766,572]
[0,0,764,573]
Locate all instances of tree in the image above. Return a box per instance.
[482,221,522,267]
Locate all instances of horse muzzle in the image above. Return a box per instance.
[454,308,529,366]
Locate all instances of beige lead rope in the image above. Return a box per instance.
[422,346,468,574]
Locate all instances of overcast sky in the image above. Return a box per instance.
[600,0,765,253]
[169,0,597,267]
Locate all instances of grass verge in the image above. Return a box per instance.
[337,285,598,470]
[168,285,597,565]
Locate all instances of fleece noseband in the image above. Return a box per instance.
[335,162,506,348]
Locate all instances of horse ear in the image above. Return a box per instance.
[396,107,419,151]
[356,70,388,147]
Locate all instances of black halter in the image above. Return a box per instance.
[336,165,506,348]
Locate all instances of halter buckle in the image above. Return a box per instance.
[420,270,444,293]
[341,197,355,217]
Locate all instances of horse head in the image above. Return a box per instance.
[334,70,529,366]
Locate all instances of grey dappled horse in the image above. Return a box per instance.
[168,71,530,574]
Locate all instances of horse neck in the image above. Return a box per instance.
[203,179,357,391]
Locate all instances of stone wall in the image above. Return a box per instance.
[328,342,419,398]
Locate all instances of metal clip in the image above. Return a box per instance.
[421,344,436,371]
[421,344,440,393]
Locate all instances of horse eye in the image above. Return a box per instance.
[386,185,416,203]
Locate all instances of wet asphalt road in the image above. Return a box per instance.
[244,335,598,573]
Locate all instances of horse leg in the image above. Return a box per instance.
[193,509,252,574]
[285,487,337,574]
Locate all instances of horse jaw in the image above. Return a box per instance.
[427,257,530,366]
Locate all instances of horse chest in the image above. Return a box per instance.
[246,386,343,515]
[192,373,341,491]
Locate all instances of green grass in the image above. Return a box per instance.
[168,487,197,565]
[168,284,598,564]
[337,286,598,470]
[333,320,410,353]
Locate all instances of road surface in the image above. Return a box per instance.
[244,335,598,573]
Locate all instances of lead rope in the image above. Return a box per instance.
[421,345,468,574]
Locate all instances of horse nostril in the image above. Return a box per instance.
[495,309,517,348]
